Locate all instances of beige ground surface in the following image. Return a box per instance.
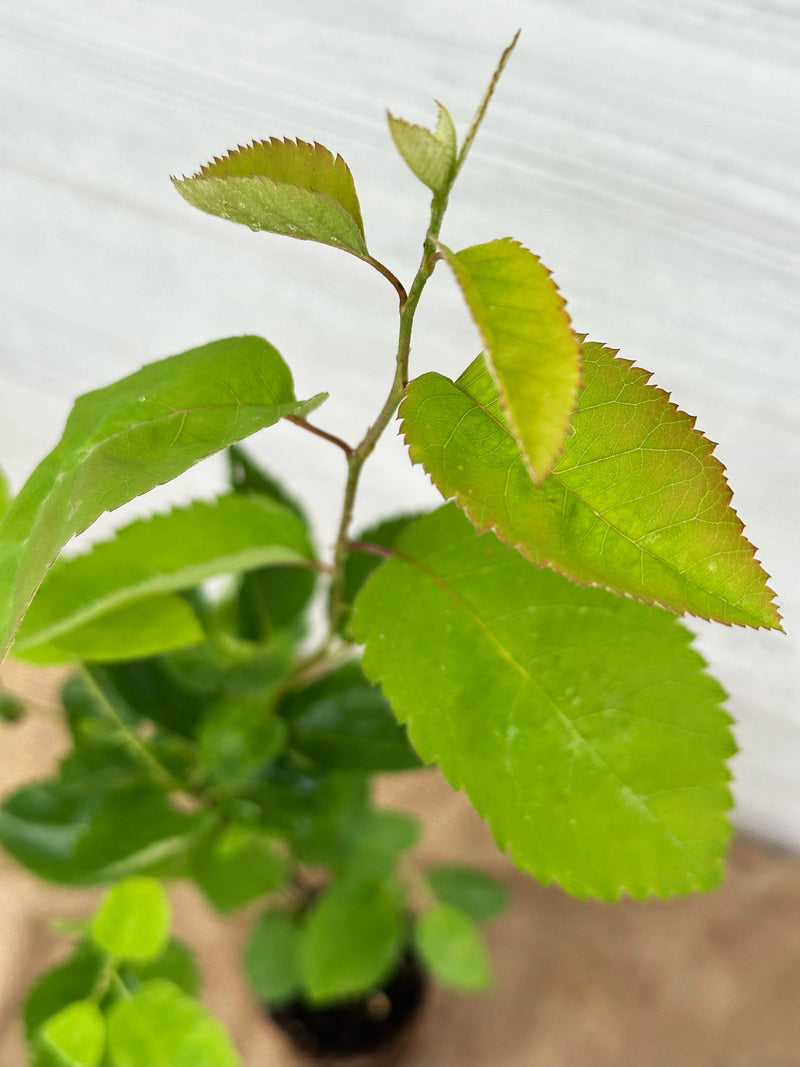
[2,665,800,1067]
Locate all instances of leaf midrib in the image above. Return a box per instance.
[16,546,313,649]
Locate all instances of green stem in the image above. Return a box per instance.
[327,193,449,635]
[78,665,184,793]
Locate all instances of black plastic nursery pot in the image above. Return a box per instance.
[268,949,427,1060]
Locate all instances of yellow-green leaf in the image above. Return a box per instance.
[441,238,581,482]
[401,343,780,629]
[92,876,171,962]
[387,102,457,194]
[173,139,368,256]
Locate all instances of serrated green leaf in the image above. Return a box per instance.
[426,864,509,923]
[401,343,780,629]
[18,595,204,665]
[92,876,171,961]
[280,660,421,772]
[301,877,404,1004]
[107,979,240,1067]
[0,335,326,663]
[413,904,491,992]
[387,102,457,194]
[244,909,302,1005]
[15,494,315,658]
[190,824,289,913]
[25,944,105,1042]
[174,139,368,257]
[353,504,735,900]
[33,999,106,1067]
[440,238,581,482]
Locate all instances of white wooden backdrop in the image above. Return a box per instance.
[1,1,798,845]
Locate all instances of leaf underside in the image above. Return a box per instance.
[353,504,735,900]
[16,494,315,655]
[173,138,368,256]
[0,335,325,663]
[441,238,582,482]
[401,342,779,629]
[387,102,457,193]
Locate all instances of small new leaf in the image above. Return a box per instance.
[0,335,326,663]
[387,102,457,194]
[401,342,780,628]
[353,505,735,900]
[33,1000,106,1067]
[173,139,368,257]
[92,876,171,961]
[441,238,581,482]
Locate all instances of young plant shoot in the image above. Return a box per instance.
[0,33,781,1064]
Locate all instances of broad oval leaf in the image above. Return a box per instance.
[0,335,326,663]
[401,343,780,629]
[173,139,368,257]
[190,824,289,913]
[301,877,404,1003]
[387,102,457,194]
[107,979,240,1067]
[413,904,492,992]
[353,504,735,900]
[33,999,106,1067]
[244,909,302,1005]
[441,238,581,482]
[92,876,171,961]
[15,494,315,657]
[426,864,509,923]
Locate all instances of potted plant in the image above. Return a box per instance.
[0,32,781,1066]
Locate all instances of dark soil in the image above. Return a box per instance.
[269,949,427,1059]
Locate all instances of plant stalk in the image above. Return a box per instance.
[327,194,449,635]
